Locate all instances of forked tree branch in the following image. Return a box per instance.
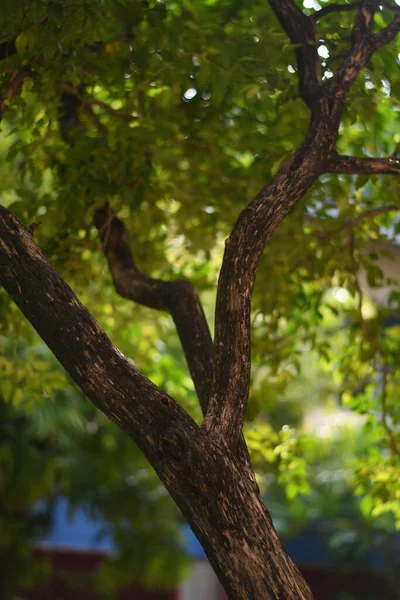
[94,206,255,471]
[0,204,312,600]
[204,145,324,443]
[203,0,400,445]
[311,2,362,22]
[327,153,400,175]
[94,206,214,414]
[308,205,398,240]
[2,2,399,595]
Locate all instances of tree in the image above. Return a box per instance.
[1,1,400,598]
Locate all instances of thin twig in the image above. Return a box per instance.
[311,205,398,239]
[275,205,398,242]
[82,104,108,137]
[57,82,137,123]
[311,2,362,22]
[380,364,400,456]
[0,69,30,117]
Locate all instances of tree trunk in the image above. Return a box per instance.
[0,206,311,599]
[161,430,312,600]
[1,2,400,599]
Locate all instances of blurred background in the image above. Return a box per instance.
[1,0,400,598]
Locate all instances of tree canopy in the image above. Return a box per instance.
[1,1,400,599]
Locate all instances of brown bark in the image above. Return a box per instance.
[203,0,400,449]
[0,206,311,600]
[0,69,30,117]
[1,2,400,599]
[93,206,214,414]
[327,153,400,175]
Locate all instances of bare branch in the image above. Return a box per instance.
[327,2,400,98]
[311,2,362,22]
[0,205,196,455]
[94,206,214,414]
[349,233,400,456]
[326,153,400,175]
[0,69,30,118]
[312,205,398,239]
[312,2,399,26]
[203,0,400,445]
[0,203,316,600]
[268,0,322,107]
[203,145,323,444]
[372,10,400,48]
[57,82,138,123]
[352,0,379,45]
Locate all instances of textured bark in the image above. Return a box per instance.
[94,206,214,413]
[1,2,400,599]
[327,153,400,175]
[0,206,311,600]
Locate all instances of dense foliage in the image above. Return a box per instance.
[1,0,400,597]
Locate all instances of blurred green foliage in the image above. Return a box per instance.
[1,0,400,597]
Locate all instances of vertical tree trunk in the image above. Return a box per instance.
[159,430,312,600]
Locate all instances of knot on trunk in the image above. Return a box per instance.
[160,426,190,461]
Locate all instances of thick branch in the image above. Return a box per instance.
[0,39,16,61]
[0,205,197,456]
[0,69,30,118]
[0,205,313,600]
[94,206,213,414]
[94,207,257,475]
[352,0,379,45]
[312,2,399,25]
[311,2,362,22]
[311,205,398,240]
[58,80,213,415]
[267,0,322,107]
[327,153,400,175]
